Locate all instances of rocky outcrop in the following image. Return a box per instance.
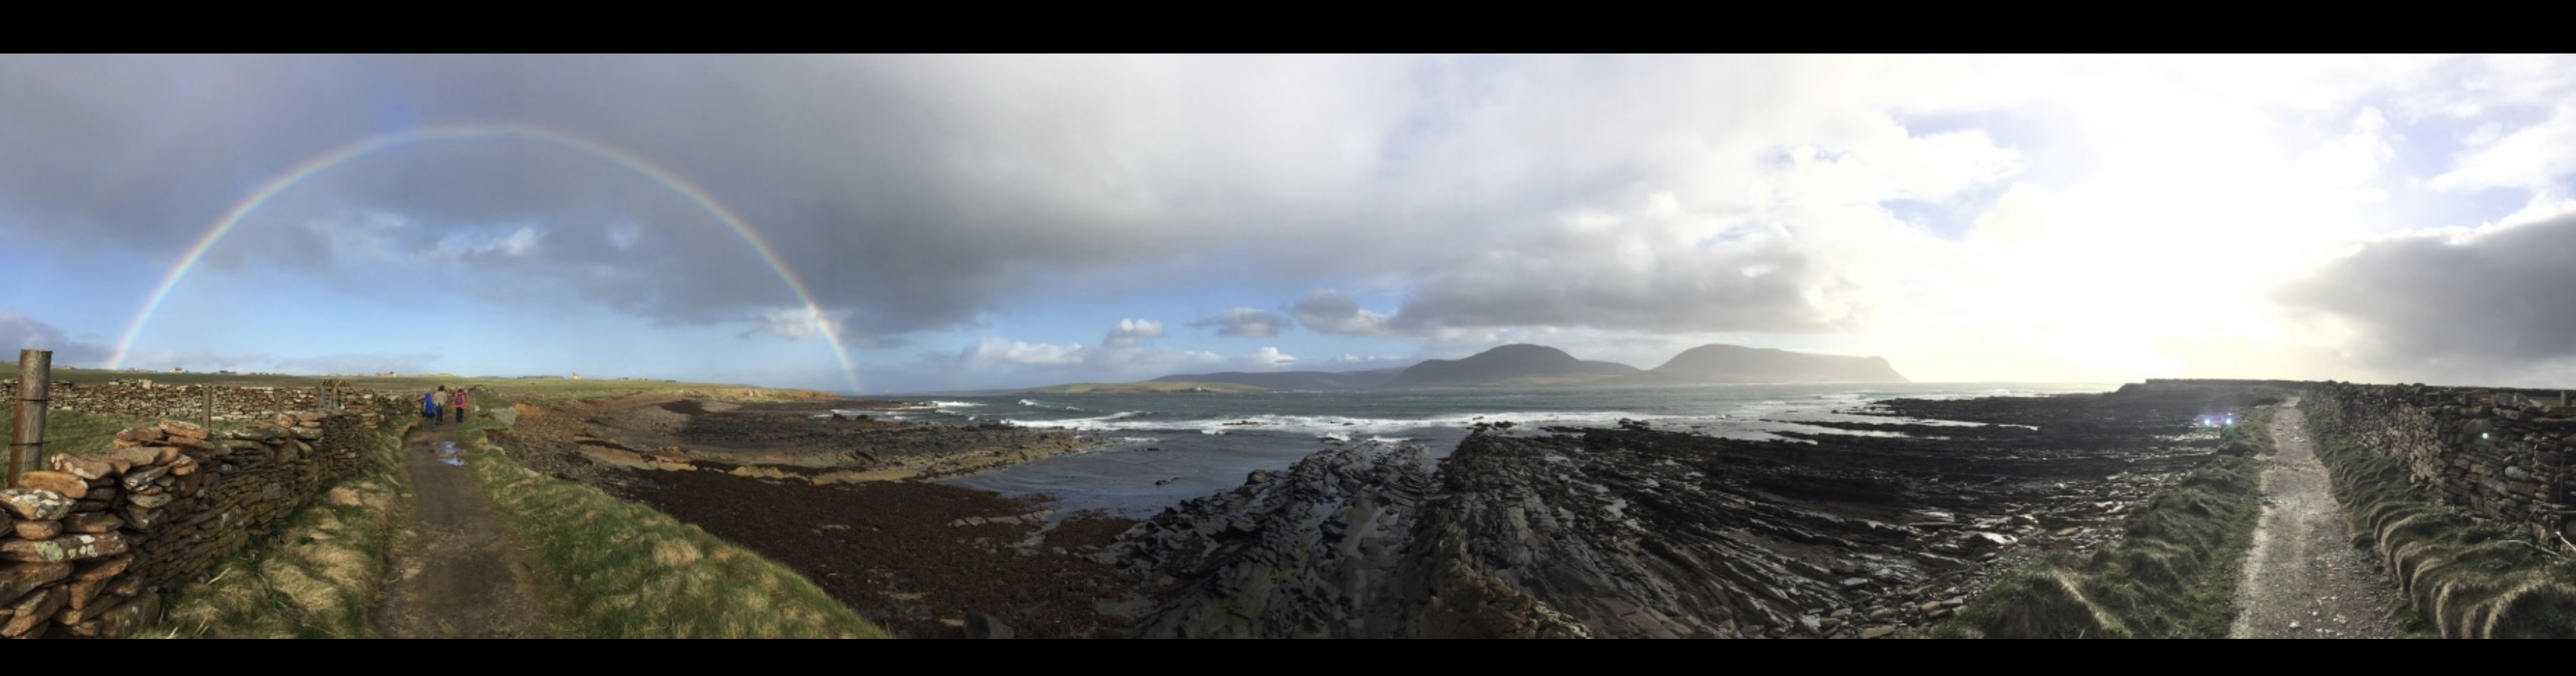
[1106,444,1435,638]
[1107,391,2249,637]
[1105,382,2274,638]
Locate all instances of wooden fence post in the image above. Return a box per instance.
[10,349,51,486]
[203,386,213,430]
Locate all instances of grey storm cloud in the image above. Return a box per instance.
[0,310,109,367]
[1285,217,1839,337]
[2279,214,2576,377]
[1386,235,1836,334]
[1190,307,1292,338]
[1291,290,1396,336]
[1,55,1883,344]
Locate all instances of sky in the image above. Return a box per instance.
[5,54,2576,394]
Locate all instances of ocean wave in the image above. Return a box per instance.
[1018,399,1082,411]
[1007,409,1692,437]
[1002,411,1144,430]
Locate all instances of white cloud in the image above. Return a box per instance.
[1246,347,1296,367]
[1102,318,1164,349]
[953,334,1224,383]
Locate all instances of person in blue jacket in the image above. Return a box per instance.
[421,389,437,425]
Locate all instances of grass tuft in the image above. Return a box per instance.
[2304,396,2576,637]
[454,390,888,639]
[1933,408,2271,638]
[140,414,412,638]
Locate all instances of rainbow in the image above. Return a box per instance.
[107,123,863,393]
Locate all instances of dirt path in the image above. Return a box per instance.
[2229,399,2403,638]
[374,421,555,638]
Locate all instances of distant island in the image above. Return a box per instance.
[1027,343,1907,393]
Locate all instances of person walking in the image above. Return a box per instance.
[431,386,449,426]
[452,387,469,424]
[421,389,437,425]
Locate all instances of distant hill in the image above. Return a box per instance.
[1021,381,1269,394]
[1150,369,1404,391]
[1129,343,1905,391]
[1381,344,1640,389]
[1637,344,1908,384]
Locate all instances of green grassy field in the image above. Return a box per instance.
[1932,409,2272,638]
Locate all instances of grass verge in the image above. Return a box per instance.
[1931,408,2271,638]
[2305,397,2576,638]
[455,391,888,638]
[140,414,413,638]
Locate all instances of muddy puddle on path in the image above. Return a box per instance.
[377,427,554,639]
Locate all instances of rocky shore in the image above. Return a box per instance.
[491,394,1139,637]
[502,382,2281,638]
[1098,382,2282,638]
[491,396,1095,488]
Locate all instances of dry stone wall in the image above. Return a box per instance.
[1,378,410,423]
[0,409,382,638]
[2311,381,2576,541]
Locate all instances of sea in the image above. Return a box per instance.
[857,382,2118,518]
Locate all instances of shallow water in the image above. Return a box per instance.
[916,382,2114,517]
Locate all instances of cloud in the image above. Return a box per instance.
[950,334,1223,382]
[960,337,1088,368]
[1190,307,1289,338]
[2276,213,2576,383]
[0,55,2083,347]
[110,349,270,373]
[1247,347,1297,367]
[737,307,857,342]
[1291,290,1396,336]
[16,54,2576,389]
[0,310,111,367]
[1102,318,1164,349]
[271,352,442,376]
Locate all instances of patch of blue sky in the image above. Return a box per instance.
[1889,108,2090,189]
[1883,180,2015,242]
[2358,104,2559,232]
